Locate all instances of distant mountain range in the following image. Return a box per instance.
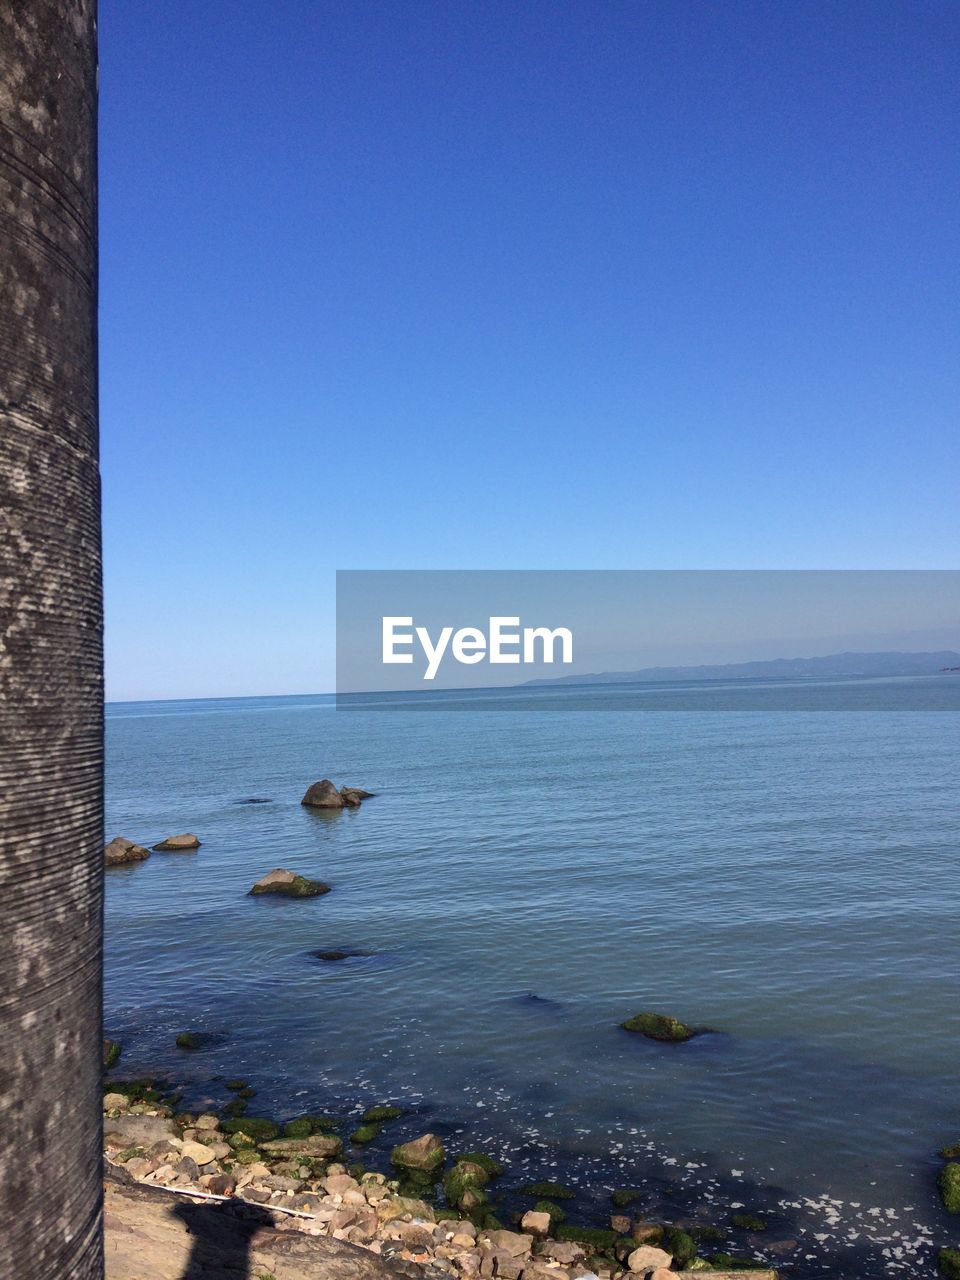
[523,650,960,687]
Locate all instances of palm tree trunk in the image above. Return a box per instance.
[0,3,103,1278]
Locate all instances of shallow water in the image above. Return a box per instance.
[104,677,960,1277]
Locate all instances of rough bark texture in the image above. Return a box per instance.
[104,1176,423,1280]
[0,3,102,1279]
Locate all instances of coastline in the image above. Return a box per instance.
[100,1061,947,1278]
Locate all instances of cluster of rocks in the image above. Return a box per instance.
[102,1089,776,1279]
[302,779,375,809]
[105,833,200,866]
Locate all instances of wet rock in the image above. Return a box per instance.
[102,1037,122,1068]
[627,1244,672,1273]
[619,1012,696,1042]
[175,1031,215,1050]
[234,798,272,804]
[105,837,150,867]
[363,1105,404,1123]
[249,868,331,897]
[391,1133,445,1172]
[939,1248,960,1280]
[153,833,201,851]
[302,779,346,808]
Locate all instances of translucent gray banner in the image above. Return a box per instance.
[336,570,960,710]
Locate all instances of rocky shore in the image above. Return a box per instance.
[102,1082,776,1280]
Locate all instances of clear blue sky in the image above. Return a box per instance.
[99,0,959,700]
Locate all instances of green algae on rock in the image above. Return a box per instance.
[611,1187,645,1208]
[391,1133,445,1172]
[665,1226,698,1266]
[458,1151,504,1177]
[731,1213,768,1231]
[533,1199,566,1224]
[555,1224,620,1250]
[103,1038,121,1069]
[221,1116,279,1142]
[940,1163,960,1214]
[362,1105,404,1123]
[350,1122,381,1145]
[249,868,331,898]
[443,1160,490,1208]
[619,1011,696,1042]
[939,1247,960,1279]
[520,1181,575,1199]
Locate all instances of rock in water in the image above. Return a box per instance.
[301,779,345,808]
[105,837,151,867]
[102,1038,121,1068]
[249,868,331,898]
[391,1133,445,1172]
[340,786,375,806]
[153,833,201,851]
[619,1011,696,1042]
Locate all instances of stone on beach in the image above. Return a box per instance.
[520,1211,552,1236]
[391,1133,445,1172]
[152,833,201,851]
[104,1113,178,1147]
[249,867,331,897]
[626,1244,672,1273]
[261,1133,343,1159]
[105,837,150,867]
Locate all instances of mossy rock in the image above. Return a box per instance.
[691,1225,725,1243]
[363,1105,404,1123]
[533,1199,566,1224]
[939,1247,960,1280]
[459,1151,504,1177]
[611,1188,645,1208]
[665,1226,697,1266]
[731,1213,767,1231]
[175,1031,209,1050]
[283,1118,314,1139]
[301,1114,340,1132]
[114,1146,145,1163]
[941,1143,960,1160]
[520,1181,574,1199]
[391,1134,445,1173]
[457,1185,489,1213]
[941,1163,960,1214]
[249,872,331,898]
[222,1098,248,1118]
[347,1162,366,1180]
[555,1225,620,1251]
[443,1161,490,1207]
[350,1123,381,1145]
[103,1038,121,1070]
[221,1116,279,1142]
[619,1012,695,1042]
[225,1079,248,1091]
[232,1147,263,1165]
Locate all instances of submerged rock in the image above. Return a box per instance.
[105,837,150,867]
[391,1132,445,1172]
[153,833,201,851]
[301,779,346,808]
[175,1031,215,1051]
[249,868,331,898]
[619,1011,696,1042]
[103,1038,122,1069]
[309,948,372,962]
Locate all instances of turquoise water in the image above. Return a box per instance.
[104,677,960,1277]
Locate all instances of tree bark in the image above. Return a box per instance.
[0,3,102,1278]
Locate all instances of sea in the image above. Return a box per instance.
[103,675,960,1278]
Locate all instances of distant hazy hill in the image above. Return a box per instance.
[523,650,960,687]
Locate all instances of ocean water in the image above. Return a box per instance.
[104,677,960,1277]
